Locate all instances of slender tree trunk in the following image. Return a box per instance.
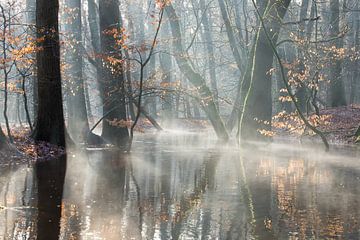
[350,2,359,104]
[84,79,94,125]
[224,0,254,132]
[65,0,90,142]
[200,0,219,110]
[159,19,173,123]
[26,0,37,122]
[165,3,229,140]
[296,0,310,112]
[0,127,9,150]
[22,74,33,131]
[99,0,129,146]
[329,0,347,107]
[124,50,136,121]
[32,0,66,147]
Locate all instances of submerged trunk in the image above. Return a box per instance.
[99,0,129,147]
[239,0,291,141]
[32,0,65,147]
[165,3,229,141]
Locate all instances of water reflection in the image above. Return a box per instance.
[36,156,67,240]
[0,133,360,239]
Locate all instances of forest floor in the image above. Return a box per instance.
[273,104,360,145]
[318,104,360,144]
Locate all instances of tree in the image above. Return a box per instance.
[295,0,311,112]
[329,0,347,107]
[200,0,219,110]
[26,0,37,119]
[64,0,90,142]
[32,0,66,147]
[239,0,291,141]
[99,0,129,147]
[165,3,229,141]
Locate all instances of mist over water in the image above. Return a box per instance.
[0,132,359,239]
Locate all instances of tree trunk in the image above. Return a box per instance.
[0,127,9,150]
[239,0,291,141]
[225,0,257,132]
[329,0,347,107]
[65,0,90,142]
[32,0,65,147]
[200,0,219,110]
[159,19,173,123]
[165,3,229,141]
[350,2,360,104]
[296,0,311,112]
[99,0,129,147]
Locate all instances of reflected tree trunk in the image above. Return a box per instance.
[36,156,67,240]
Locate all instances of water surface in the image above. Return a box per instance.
[0,132,359,239]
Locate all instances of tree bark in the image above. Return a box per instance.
[32,0,66,147]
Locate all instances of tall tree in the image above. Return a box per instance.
[159,19,173,123]
[329,0,347,107]
[239,0,291,141]
[296,0,311,112]
[65,0,90,142]
[350,1,360,104]
[99,0,129,146]
[200,0,219,110]
[32,0,65,147]
[26,0,37,120]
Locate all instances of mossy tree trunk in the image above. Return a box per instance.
[239,0,291,141]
